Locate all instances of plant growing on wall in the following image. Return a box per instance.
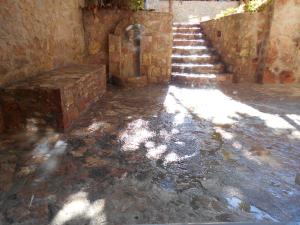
[215,0,273,19]
[85,0,122,10]
[216,7,239,19]
[244,0,273,12]
[130,0,144,11]
[85,0,143,10]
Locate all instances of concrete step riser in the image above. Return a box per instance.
[173,24,201,28]
[171,76,217,86]
[171,24,232,86]
[172,48,213,55]
[173,34,204,39]
[172,29,202,34]
[172,56,218,64]
[173,40,209,47]
[173,25,201,28]
[171,74,233,86]
[172,66,225,74]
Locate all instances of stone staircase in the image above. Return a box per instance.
[171,23,232,86]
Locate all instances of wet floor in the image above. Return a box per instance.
[0,83,300,225]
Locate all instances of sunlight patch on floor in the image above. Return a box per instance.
[32,138,67,181]
[88,121,108,133]
[51,191,106,225]
[215,127,234,140]
[226,196,278,222]
[286,114,300,126]
[146,144,167,160]
[120,119,155,152]
[164,151,198,165]
[164,85,299,133]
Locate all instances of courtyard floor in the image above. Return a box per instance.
[0,83,300,225]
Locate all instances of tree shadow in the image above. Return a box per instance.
[1,84,300,224]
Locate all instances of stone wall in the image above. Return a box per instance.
[159,1,239,23]
[83,9,173,84]
[262,0,300,84]
[0,106,4,133]
[201,6,272,82]
[202,0,300,84]
[0,0,86,86]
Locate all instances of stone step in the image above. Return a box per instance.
[172,63,225,74]
[173,39,208,46]
[173,33,204,39]
[172,27,202,33]
[172,54,219,64]
[172,46,214,55]
[171,72,233,86]
[173,23,201,28]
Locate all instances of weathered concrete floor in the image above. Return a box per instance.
[0,84,300,225]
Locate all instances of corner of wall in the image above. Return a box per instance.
[255,1,275,84]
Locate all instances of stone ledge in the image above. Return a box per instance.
[0,64,106,132]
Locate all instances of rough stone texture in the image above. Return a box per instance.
[262,0,300,84]
[201,0,300,84]
[0,0,86,86]
[201,6,273,83]
[0,83,300,224]
[159,1,239,23]
[83,9,173,85]
[0,107,4,133]
[296,173,300,186]
[0,65,106,132]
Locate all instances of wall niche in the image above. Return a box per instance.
[109,18,153,87]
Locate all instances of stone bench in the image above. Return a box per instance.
[0,65,106,132]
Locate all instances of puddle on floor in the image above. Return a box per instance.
[226,196,278,222]
[160,177,175,191]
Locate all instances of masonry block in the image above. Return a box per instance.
[0,65,106,132]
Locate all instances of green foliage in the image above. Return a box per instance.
[244,0,273,12]
[130,0,144,11]
[216,7,239,19]
[215,0,273,19]
[245,0,263,12]
[84,0,143,11]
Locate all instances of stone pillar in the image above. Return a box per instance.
[109,34,122,81]
[140,35,152,78]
